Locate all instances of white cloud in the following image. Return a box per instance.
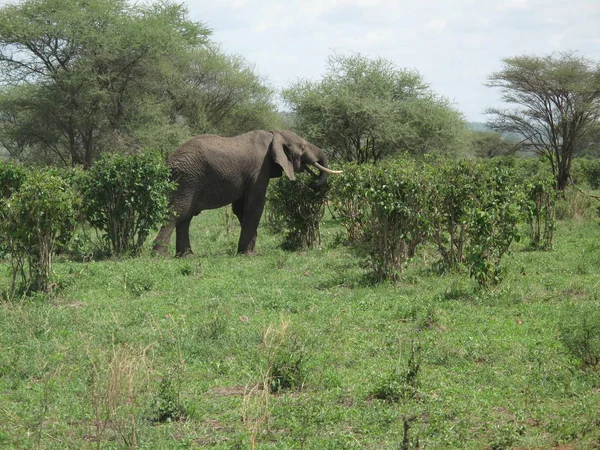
[425,20,447,34]
[1,0,598,122]
[498,0,529,10]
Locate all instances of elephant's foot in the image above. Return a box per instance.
[175,248,194,258]
[153,242,170,257]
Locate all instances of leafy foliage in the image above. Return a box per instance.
[486,52,600,190]
[560,304,600,370]
[0,161,27,199]
[465,165,522,287]
[0,0,209,167]
[80,152,175,256]
[175,46,282,137]
[428,160,481,268]
[327,157,551,286]
[328,162,373,243]
[0,169,78,295]
[365,160,431,281]
[521,169,556,250]
[470,130,516,158]
[283,53,469,163]
[572,158,600,189]
[267,173,329,251]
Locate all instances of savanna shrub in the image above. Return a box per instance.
[521,169,556,250]
[572,158,600,189]
[1,169,78,296]
[365,160,431,282]
[428,159,481,268]
[328,162,373,243]
[0,162,28,258]
[81,152,175,256]
[267,173,329,250]
[560,303,600,370]
[465,164,522,287]
[0,161,27,199]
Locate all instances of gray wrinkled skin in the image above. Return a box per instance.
[153,130,331,256]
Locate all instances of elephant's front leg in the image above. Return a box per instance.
[235,196,264,255]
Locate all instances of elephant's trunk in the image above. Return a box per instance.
[309,155,340,190]
[310,167,328,190]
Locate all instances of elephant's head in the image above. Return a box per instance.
[270,130,342,189]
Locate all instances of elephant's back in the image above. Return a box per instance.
[167,131,272,174]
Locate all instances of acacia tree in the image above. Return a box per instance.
[486,52,600,190]
[283,53,468,163]
[470,130,516,158]
[172,46,281,137]
[0,0,209,167]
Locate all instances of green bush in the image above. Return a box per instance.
[0,161,26,199]
[81,152,175,256]
[365,160,431,282]
[560,304,600,370]
[1,169,78,296]
[327,158,526,286]
[521,169,556,250]
[465,164,522,287]
[267,173,329,250]
[0,162,28,258]
[329,162,373,243]
[572,158,600,189]
[428,159,481,268]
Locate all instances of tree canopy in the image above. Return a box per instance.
[173,46,281,138]
[283,53,468,163]
[486,52,600,189]
[0,0,280,167]
[469,130,516,158]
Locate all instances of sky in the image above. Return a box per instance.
[189,0,600,123]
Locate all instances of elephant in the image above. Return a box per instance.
[153,130,342,256]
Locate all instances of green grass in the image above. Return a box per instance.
[1,208,600,448]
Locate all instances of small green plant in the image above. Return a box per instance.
[560,304,600,370]
[81,151,175,256]
[370,339,422,402]
[269,334,307,393]
[267,173,329,250]
[151,372,187,423]
[522,170,556,250]
[1,169,78,296]
[123,273,155,297]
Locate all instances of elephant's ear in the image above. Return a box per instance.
[270,132,295,181]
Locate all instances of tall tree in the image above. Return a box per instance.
[486,52,600,189]
[283,53,468,163]
[172,46,281,137]
[0,0,209,167]
[470,130,516,158]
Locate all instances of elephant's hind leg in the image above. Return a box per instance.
[175,216,194,256]
[153,220,176,256]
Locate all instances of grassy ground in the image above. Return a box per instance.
[1,208,599,449]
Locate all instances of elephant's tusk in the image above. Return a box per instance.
[313,162,343,174]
